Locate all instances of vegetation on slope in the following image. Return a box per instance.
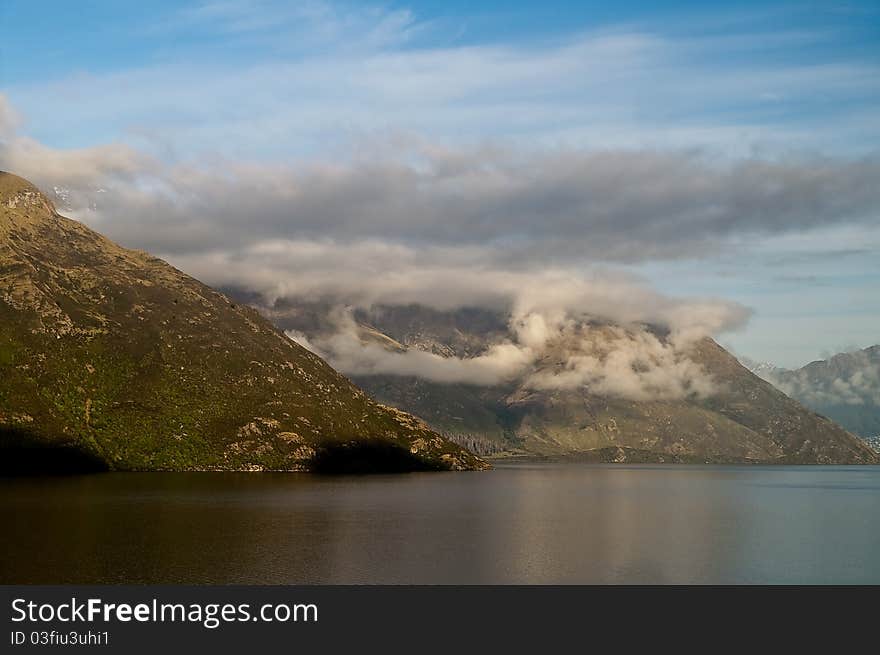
[0,172,487,472]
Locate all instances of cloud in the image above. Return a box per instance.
[0,96,21,139]
[4,123,877,266]
[523,325,718,401]
[166,0,419,50]
[289,305,721,400]
[0,96,153,189]
[7,3,880,159]
[0,138,151,190]
[1,93,875,400]
[290,310,533,386]
[3,0,877,399]
[163,241,751,330]
[762,348,880,407]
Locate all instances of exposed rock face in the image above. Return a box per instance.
[0,172,487,472]
[257,301,878,464]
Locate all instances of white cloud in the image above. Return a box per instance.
[0,96,21,139]
[763,348,880,407]
[523,325,718,401]
[295,318,533,386]
[1,86,876,400]
[7,6,879,157]
[290,305,722,400]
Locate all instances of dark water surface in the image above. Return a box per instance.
[2,464,878,584]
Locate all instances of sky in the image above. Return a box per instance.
[1,0,879,369]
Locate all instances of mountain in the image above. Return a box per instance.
[739,357,781,380]
[254,301,878,464]
[749,346,880,444]
[0,172,486,473]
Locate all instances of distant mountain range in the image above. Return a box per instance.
[0,172,485,473]
[742,346,880,446]
[240,299,878,464]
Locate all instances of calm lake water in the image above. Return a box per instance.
[1,463,878,584]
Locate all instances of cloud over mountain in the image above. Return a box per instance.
[289,308,722,400]
[764,346,880,408]
[1,92,877,398]
[4,124,878,264]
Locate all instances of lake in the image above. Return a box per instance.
[1,463,878,584]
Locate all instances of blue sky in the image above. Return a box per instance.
[4,0,880,156]
[1,0,879,367]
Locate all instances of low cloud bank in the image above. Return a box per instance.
[287,308,534,386]
[288,302,726,401]
[523,325,717,401]
[3,94,880,270]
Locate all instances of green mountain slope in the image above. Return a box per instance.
[0,172,486,472]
